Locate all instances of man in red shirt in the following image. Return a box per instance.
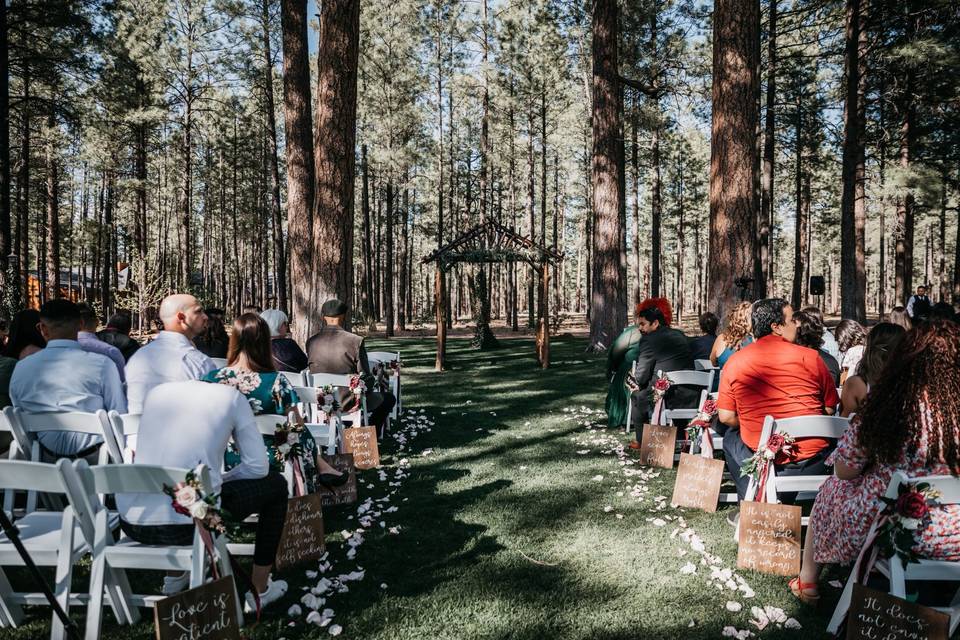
[717,298,839,520]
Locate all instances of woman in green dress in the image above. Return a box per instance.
[202,313,347,494]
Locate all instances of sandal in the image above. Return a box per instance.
[789,577,820,605]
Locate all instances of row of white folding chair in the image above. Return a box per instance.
[827,472,960,635]
[743,414,850,523]
[367,351,402,418]
[303,373,369,427]
[626,367,714,434]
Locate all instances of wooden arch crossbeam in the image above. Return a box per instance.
[421,220,563,372]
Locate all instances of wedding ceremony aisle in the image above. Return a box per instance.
[9,336,839,639]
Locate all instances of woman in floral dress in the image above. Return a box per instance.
[202,313,347,494]
[791,320,960,603]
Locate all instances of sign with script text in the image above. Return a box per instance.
[671,453,725,512]
[342,426,380,470]
[154,576,240,640]
[274,493,326,571]
[318,453,358,506]
[846,585,949,640]
[736,501,802,576]
[638,423,676,469]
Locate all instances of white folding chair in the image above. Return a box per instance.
[694,359,717,372]
[292,387,340,455]
[744,414,850,521]
[3,408,120,513]
[279,370,307,388]
[827,472,960,635]
[658,369,716,425]
[106,413,140,464]
[0,459,94,639]
[367,351,402,418]
[0,411,26,514]
[62,460,240,640]
[210,357,228,368]
[305,373,369,428]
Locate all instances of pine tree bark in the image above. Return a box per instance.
[0,0,10,312]
[708,0,760,313]
[101,171,114,312]
[262,0,287,313]
[791,97,807,310]
[840,0,866,322]
[45,114,59,300]
[588,0,627,350]
[759,0,776,296]
[311,0,360,330]
[17,66,29,302]
[360,145,375,321]
[281,0,315,343]
[526,110,536,328]
[631,99,640,299]
[384,179,394,337]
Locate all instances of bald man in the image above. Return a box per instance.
[125,294,216,413]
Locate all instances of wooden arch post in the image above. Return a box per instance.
[536,261,550,369]
[435,265,446,371]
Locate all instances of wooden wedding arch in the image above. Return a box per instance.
[423,220,563,372]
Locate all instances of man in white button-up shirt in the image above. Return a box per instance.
[125,293,215,413]
[9,299,127,457]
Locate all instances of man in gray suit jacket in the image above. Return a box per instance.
[305,299,396,430]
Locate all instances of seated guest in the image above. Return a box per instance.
[626,299,696,449]
[835,319,866,384]
[76,303,125,382]
[97,313,140,361]
[202,313,346,493]
[116,380,288,607]
[800,306,839,360]
[3,309,45,360]
[261,309,308,373]
[9,299,126,459]
[126,294,215,413]
[605,302,651,428]
[928,301,958,323]
[717,298,839,522]
[791,320,960,604]
[886,305,912,331]
[839,322,905,417]
[306,299,396,430]
[710,302,753,368]
[793,310,840,385]
[0,353,13,410]
[194,308,229,359]
[690,311,718,361]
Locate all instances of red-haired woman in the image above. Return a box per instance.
[202,313,347,493]
[790,320,960,604]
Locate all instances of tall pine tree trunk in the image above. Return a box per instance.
[281,0,315,344]
[588,0,626,349]
[709,0,760,313]
[840,0,866,322]
[17,67,29,302]
[385,179,394,337]
[0,0,11,314]
[262,0,287,313]
[759,0,776,296]
[45,114,59,300]
[791,98,806,310]
[311,0,360,330]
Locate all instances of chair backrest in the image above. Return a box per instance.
[4,407,120,467]
[279,370,307,388]
[0,459,71,496]
[762,414,849,441]
[106,412,140,464]
[694,359,716,371]
[367,351,400,365]
[84,460,214,497]
[659,369,714,389]
[306,372,354,388]
[210,357,228,368]
[887,472,960,505]
[254,414,286,437]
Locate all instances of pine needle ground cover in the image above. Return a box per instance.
[8,336,843,639]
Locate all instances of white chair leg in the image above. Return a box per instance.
[826,575,857,634]
[51,510,75,640]
[214,536,243,623]
[625,392,633,435]
[104,566,140,625]
[889,560,907,598]
[190,534,205,588]
[0,567,24,627]
[84,512,110,640]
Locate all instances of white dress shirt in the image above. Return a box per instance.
[78,331,126,382]
[125,331,215,414]
[821,329,840,360]
[9,340,127,455]
[117,380,269,526]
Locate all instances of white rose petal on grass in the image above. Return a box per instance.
[784,618,802,630]
[328,624,343,636]
[726,601,742,612]
[287,604,302,617]
[380,583,388,589]
[305,611,322,625]
[828,580,843,588]
[615,514,624,519]
[603,505,614,513]
[651,518,666,527]
[679,562,697,575]
[591,475,604,482]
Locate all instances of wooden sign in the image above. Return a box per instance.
[342,426,380,470]
[274,493,326,571]
[846,585,949,640]
[318,453,358,506]
[671,453,725,512]
[154,576,240,640]
[638,423,676,469]
[736,501,802,576]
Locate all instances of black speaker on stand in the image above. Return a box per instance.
[810,275,825,309]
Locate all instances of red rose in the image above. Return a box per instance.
[766,433,786,452]
[654,378,671,392]
[702,399,718,415]
[896,491,929,520]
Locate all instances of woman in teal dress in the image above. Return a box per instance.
[202,313,347,494]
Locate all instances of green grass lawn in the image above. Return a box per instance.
[6,336,846,639]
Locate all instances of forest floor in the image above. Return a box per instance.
[8,336,849,639]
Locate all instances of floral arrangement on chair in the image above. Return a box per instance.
[651,373,672,405]
[740,432,795,499]
[877,481,941,567]
[273,417,305,464]
[316,384,340,416]
[163,467,226,533]
[685,398,718,453]
[349,374,367,397]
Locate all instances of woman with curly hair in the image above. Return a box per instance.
[839,322,906,417]
[710,301,753,368]
[605,297,673,428]
[790,320,960,604]
[202,313,346,493]
[835,319,866,384]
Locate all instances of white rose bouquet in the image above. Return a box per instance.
[163,467,225,533]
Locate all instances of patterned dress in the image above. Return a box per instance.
[810,412,960,564]
[201,367,319,494]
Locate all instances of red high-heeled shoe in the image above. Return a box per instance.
[789,577,820,605]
